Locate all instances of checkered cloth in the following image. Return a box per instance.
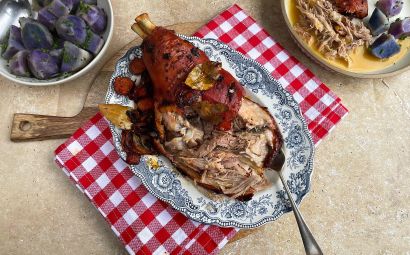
[55,114,236,255]
[54,4,348,255]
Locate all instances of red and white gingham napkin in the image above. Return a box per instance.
[55,4,348,255]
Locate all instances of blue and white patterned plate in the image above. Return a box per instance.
[105,35,315,229]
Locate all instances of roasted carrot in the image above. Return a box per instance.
[113,77,134,96]
[129,58,146,75]
[136,98,154,112]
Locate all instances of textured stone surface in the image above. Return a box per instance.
[0,0,409,254]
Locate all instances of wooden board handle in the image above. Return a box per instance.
[10,107,99,142]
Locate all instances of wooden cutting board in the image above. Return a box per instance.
[9,22,258,243]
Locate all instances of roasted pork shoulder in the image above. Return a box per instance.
[102,14,282,200]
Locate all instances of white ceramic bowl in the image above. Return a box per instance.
[281,0,410,78]
[0,0,114,86]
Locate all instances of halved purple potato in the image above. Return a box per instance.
[47,0,73,17]
[77,4,107,34]
[1,26,25,59]
[38,7,58,31]
[370,33,401,59]
[27,49,59,79]
[376,0,404,17]
[368,8,388,36]
[81,29,104,55]
[389,18,410,39]
[9,50,31,77]
[55,15,87,45]
[20,18,54,50]
[61,41,92,73]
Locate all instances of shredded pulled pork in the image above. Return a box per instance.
[294,0,372,64]
[158,98,280,199]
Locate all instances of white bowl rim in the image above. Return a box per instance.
[280,0,410,79]
[0,0,114,86]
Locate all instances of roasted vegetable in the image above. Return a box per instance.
[368,8,388,36]
[1,26,25,60]
[113,77,135,96]
[121,130,152,165]
[20,18,54,50]
[185,61,222,91]
[389,18,410,39]
[81,29,104,55]
[47,0,73,17]
[376,0,404,17]
[98,104,133,130]
[9,50,30,77]
[37,7,58,31]
[129,58,146,75]
[27,49,59,79]
[370,33,401,59]
[60,41,92,73]
[77,3,107,34]
[55,15,87,45]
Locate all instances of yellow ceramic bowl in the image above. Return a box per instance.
[281,0,410,78]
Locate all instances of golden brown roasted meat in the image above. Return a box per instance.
[141,26,244,130]
[106,13,284,200]
[141,26,209,104]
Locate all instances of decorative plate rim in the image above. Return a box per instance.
[105,35,315,229]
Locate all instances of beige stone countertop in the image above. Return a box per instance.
[0,0,409,254]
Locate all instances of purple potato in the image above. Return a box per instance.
[81,29,104,55]
[389,18,410,39]
[47,0,73,17]
[37,7,58,31]
[20,18,54,50]
[9,50,31,77]
[55,15,87,45]
[2,26,25,59]
[370,33,401,59]
[50,48,63,63]
[368,8,388,36]
[77,4,107,34]
[61,41,92,72]
[27,49,60,79]
[376,0,404,17]
[37,0,52,6]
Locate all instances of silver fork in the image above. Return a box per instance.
[269,149,323,255]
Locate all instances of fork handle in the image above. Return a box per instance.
[279,172,323,255]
